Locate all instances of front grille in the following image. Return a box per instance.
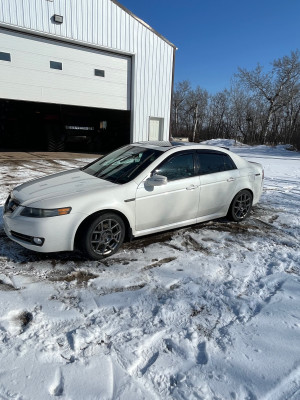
[4,196,20,214]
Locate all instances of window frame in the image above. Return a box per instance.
[151,150,197,182]
[195,150,237,176]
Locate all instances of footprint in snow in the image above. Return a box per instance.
[196,341,208,365]
[140,351,159,375]
[49,368,64,397]
[57,333,75,363]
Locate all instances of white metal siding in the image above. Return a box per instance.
[0,28,131,109]
[0,0,175,141]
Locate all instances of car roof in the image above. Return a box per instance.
[134,141,230,153]
[135,141,181,150]
[132,141,249,170]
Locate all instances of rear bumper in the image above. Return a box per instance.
[253,177,263,205]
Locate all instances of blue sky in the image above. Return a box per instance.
[121,0,300,93]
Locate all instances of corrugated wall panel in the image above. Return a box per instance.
[81,0,89,43]
[59,0,68,38]
[91,0,98,44]
[0,0,175,142]
[34,0,43,31]
[102,0,108,47]
[111,2,117,50]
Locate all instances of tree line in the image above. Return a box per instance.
[171,50,300,149]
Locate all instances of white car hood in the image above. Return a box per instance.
[13,169,117,205]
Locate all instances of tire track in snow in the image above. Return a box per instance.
[262,365,300,400]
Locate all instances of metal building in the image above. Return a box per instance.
[0,0,175,151]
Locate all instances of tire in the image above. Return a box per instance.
[47,131,57,151]
[80,213,125,260]
[46,123,65,152]
[228,190,253,222]
[55,137,65,152]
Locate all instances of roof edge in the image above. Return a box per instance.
[111,0,177,49]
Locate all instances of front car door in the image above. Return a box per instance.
[135,151,200,232]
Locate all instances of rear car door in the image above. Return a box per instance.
[196,150,240,217]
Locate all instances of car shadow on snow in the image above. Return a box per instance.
[123,209,268,251]
[0,206,273,265]
[0,239,86,264]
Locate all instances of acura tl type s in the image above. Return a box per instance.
[3,142,264,260]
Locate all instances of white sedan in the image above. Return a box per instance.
[3,142,263,259]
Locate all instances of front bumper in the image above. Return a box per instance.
[3,210,85,253]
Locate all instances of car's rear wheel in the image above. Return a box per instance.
[80,213,125,260]
[228,190,253,222]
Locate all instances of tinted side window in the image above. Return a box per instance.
[197,152,236,175]
[154,153,194,181]
[223,154,237,171]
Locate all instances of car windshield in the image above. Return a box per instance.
[82,145,163,184]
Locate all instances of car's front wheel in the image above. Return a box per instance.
[228,190,253,222]
[80,213,125,260]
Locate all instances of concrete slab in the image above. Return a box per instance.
[0,152,100,161]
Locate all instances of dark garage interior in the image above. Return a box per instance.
[0,99,131,153]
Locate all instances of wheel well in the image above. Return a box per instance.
[227,188,253,212]
[74,210,132,250]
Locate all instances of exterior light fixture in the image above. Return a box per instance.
[53,14,63,24]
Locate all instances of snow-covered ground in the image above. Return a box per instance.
[0,143,299,400]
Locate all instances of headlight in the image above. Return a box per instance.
[20,207,72,218]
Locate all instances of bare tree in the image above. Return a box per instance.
[185,86,208,141]
[236,51,300,143]
[172,80,191,136]
[171,50,300,149]
[207,90,231,138]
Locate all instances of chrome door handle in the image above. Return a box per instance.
[227,177,235,182]
[186,184,198,190]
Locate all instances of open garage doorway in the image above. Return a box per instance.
[0,99,131,153]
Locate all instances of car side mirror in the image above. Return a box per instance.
[146,174,168,187]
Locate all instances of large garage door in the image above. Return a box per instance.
[0,28,131,110]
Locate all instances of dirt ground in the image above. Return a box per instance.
[0,151,99,161]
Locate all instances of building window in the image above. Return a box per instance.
[95,69,105,77]
[0,52,11,62]
[50,61,62,70]
[99,121,107,129]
